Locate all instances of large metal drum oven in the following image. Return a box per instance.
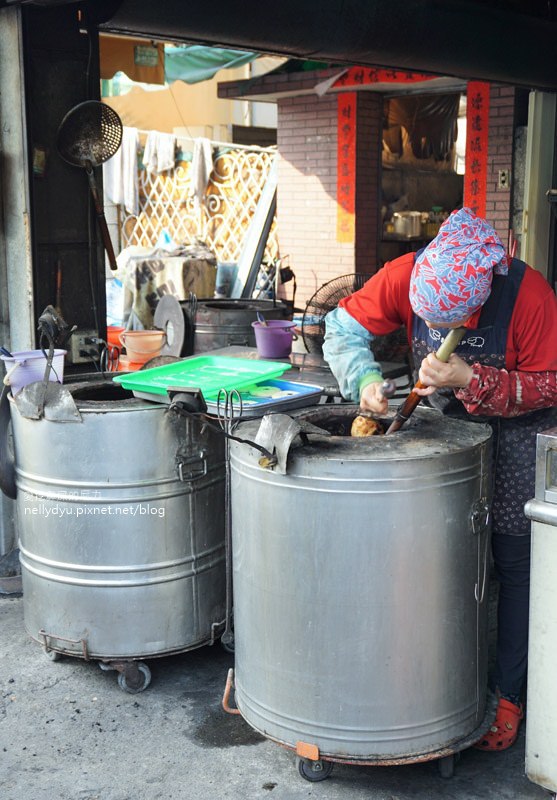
[192,299,291,353]
[153,297,291,356]
[224,405,495,780]
[8,381,226,692]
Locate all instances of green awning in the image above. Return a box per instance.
[164,45,258,84]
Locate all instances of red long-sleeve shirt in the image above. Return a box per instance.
[339,253,557,417]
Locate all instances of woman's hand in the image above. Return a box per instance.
[415,353,474,397]
[360,381,389,415]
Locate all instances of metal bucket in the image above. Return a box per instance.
[392,211,422,238]
[228,406,493,767]
[9,381,226,665]
[191,299,291,353]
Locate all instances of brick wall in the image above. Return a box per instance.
[277,92,382,308]
[276,82,516,309]
[486,85,516,245]
[277,94,346,306]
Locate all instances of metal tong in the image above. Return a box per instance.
[379,379,397,400]
[385,326,466,434]
[358,379,397,419]
[216,388,243,652]
[216,388,243,435]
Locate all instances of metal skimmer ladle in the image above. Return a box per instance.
[56,101,123,271]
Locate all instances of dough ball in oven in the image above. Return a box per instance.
[350,415,382,437]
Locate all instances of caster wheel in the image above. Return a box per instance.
[117,662,151,694]
[296,757,334,782]
[43,647,62,662]
[221,636,235,654]
[437,753,456,779]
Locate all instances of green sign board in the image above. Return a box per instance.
[134,45,159,67]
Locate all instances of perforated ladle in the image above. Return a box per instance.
[56,101,123,271]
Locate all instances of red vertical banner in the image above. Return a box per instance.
[464,82,490,217]
[337,92,357,243]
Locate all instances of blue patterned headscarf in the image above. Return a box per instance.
[409,208,510,325]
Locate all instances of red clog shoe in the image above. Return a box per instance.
[474,697,524,751]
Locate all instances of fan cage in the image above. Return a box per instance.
[301,274,372,354]
[301,273,412,369]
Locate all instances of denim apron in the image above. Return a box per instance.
[411,257,557,536]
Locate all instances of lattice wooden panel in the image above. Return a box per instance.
[120,147,279,264]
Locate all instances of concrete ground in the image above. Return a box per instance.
[0,593,550,800]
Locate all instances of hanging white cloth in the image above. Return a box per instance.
[189,137,213,207]
[143,130,177,174]
[102,126,140,215]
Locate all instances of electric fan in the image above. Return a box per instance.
[301,272,412,384]
[301,274,372,354]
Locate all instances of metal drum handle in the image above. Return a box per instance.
[227,336,250,346]
[471,497,491,603]
[470,498,490,535]
[39,629,89,659]
[177,452,207,482]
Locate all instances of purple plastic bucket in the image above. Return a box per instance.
[0,349,66,396]
[251,320,297,359]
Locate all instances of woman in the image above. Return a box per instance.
[323,207,557,751]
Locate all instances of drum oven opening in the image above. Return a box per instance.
[295,406,387,437]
